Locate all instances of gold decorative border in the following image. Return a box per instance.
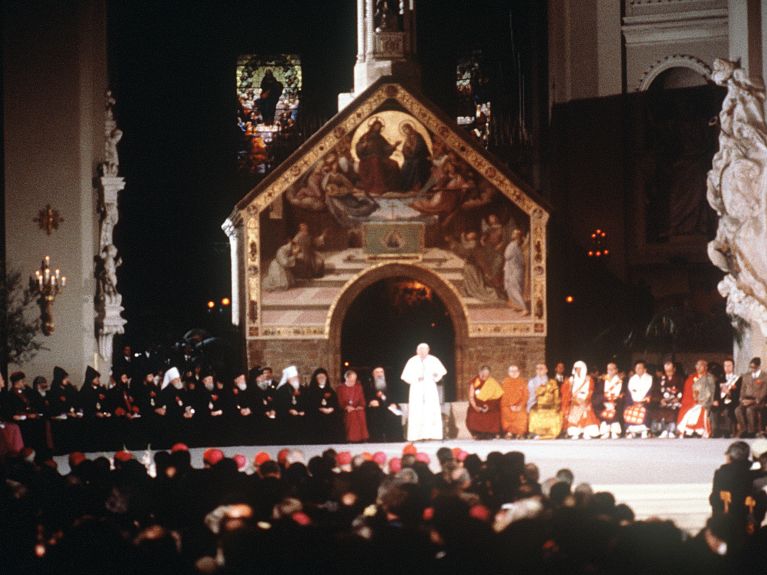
[242,82,549,339]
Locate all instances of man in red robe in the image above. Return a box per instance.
[336,369,369,443]
[677,359,716,438]
[466,365,503,439]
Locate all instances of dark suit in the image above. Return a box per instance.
[736,371,767,434]
[712,374,740,437]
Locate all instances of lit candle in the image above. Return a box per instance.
[44,255,50,265]
[61,276,67,287]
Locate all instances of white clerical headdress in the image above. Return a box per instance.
[278,365,299,388]
[161,366,181,390]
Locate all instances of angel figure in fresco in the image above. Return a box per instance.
[504,228,529,314]
[415,138,450,195]
[409,159,471,217]
[287,162,327,211]
[356,117,401,194]
[400,122,431,192]
[263,240,298,291]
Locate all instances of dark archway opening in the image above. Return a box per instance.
[340,276,456,402]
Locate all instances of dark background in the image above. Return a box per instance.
[107,0,548,352]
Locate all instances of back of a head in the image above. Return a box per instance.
[725,441,751,463]
[556,468,575,486]
[436,447,455,467]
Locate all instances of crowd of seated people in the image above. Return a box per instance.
[0,352,405,455]
[1,439,767,574]
[466,357,767,440]
[2,349,766,456]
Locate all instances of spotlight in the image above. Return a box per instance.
[207,300,215,309]
[565,295,574,304]
[221,297,231,306]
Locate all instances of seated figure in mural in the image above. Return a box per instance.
[504,228,528,314]
[409,159,470,217]
[447,232,503,303]
[292,222,325,279]
[262,240,298,291]
[400,122,432,192]
[356,117,401,194]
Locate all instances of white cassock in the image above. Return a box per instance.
[401,354,447,441]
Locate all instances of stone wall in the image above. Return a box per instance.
[249,335,546,401]
[4,0,107,383]
[247,339,332,383]
[462,337,546,394]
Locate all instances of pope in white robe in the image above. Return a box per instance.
[401,343,447,441]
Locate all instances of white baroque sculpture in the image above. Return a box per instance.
[707,59,767,338]
[96,89,127,364]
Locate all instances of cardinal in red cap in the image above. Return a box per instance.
[372,451,387,466]
[254,451,271,467]
[336,451,352,471]
[233,454,248,471]
[114,450,133,463]
[203,448,225,467]
[402,443,418,456]
[171,442,189,453]
[68,452,87,469]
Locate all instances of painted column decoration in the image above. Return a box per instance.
[95,90,127,363]
[707,59,767,363]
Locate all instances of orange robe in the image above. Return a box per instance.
[561,377,600,429]
[501,376,529,435]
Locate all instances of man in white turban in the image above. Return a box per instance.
[401,343,447,441]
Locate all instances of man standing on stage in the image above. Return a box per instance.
[401,343,447,441]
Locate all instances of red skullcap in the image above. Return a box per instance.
[233,454,247,470]
[203,448,225,466]
[372,451,387,465]
[114,450,133,463]
[254,452,271,466]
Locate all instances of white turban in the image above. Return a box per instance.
[161,366,181,390]
[278,365,299,388]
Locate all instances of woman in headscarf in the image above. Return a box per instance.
[560,361,600,439]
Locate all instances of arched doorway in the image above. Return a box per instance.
[340,276,456,402]
[328,263,469,400]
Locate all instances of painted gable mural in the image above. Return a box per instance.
[239,83,548,339]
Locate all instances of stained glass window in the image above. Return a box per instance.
[236,54,302,174]
[456,51,492,148]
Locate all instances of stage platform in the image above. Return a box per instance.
[54,438,736,534]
